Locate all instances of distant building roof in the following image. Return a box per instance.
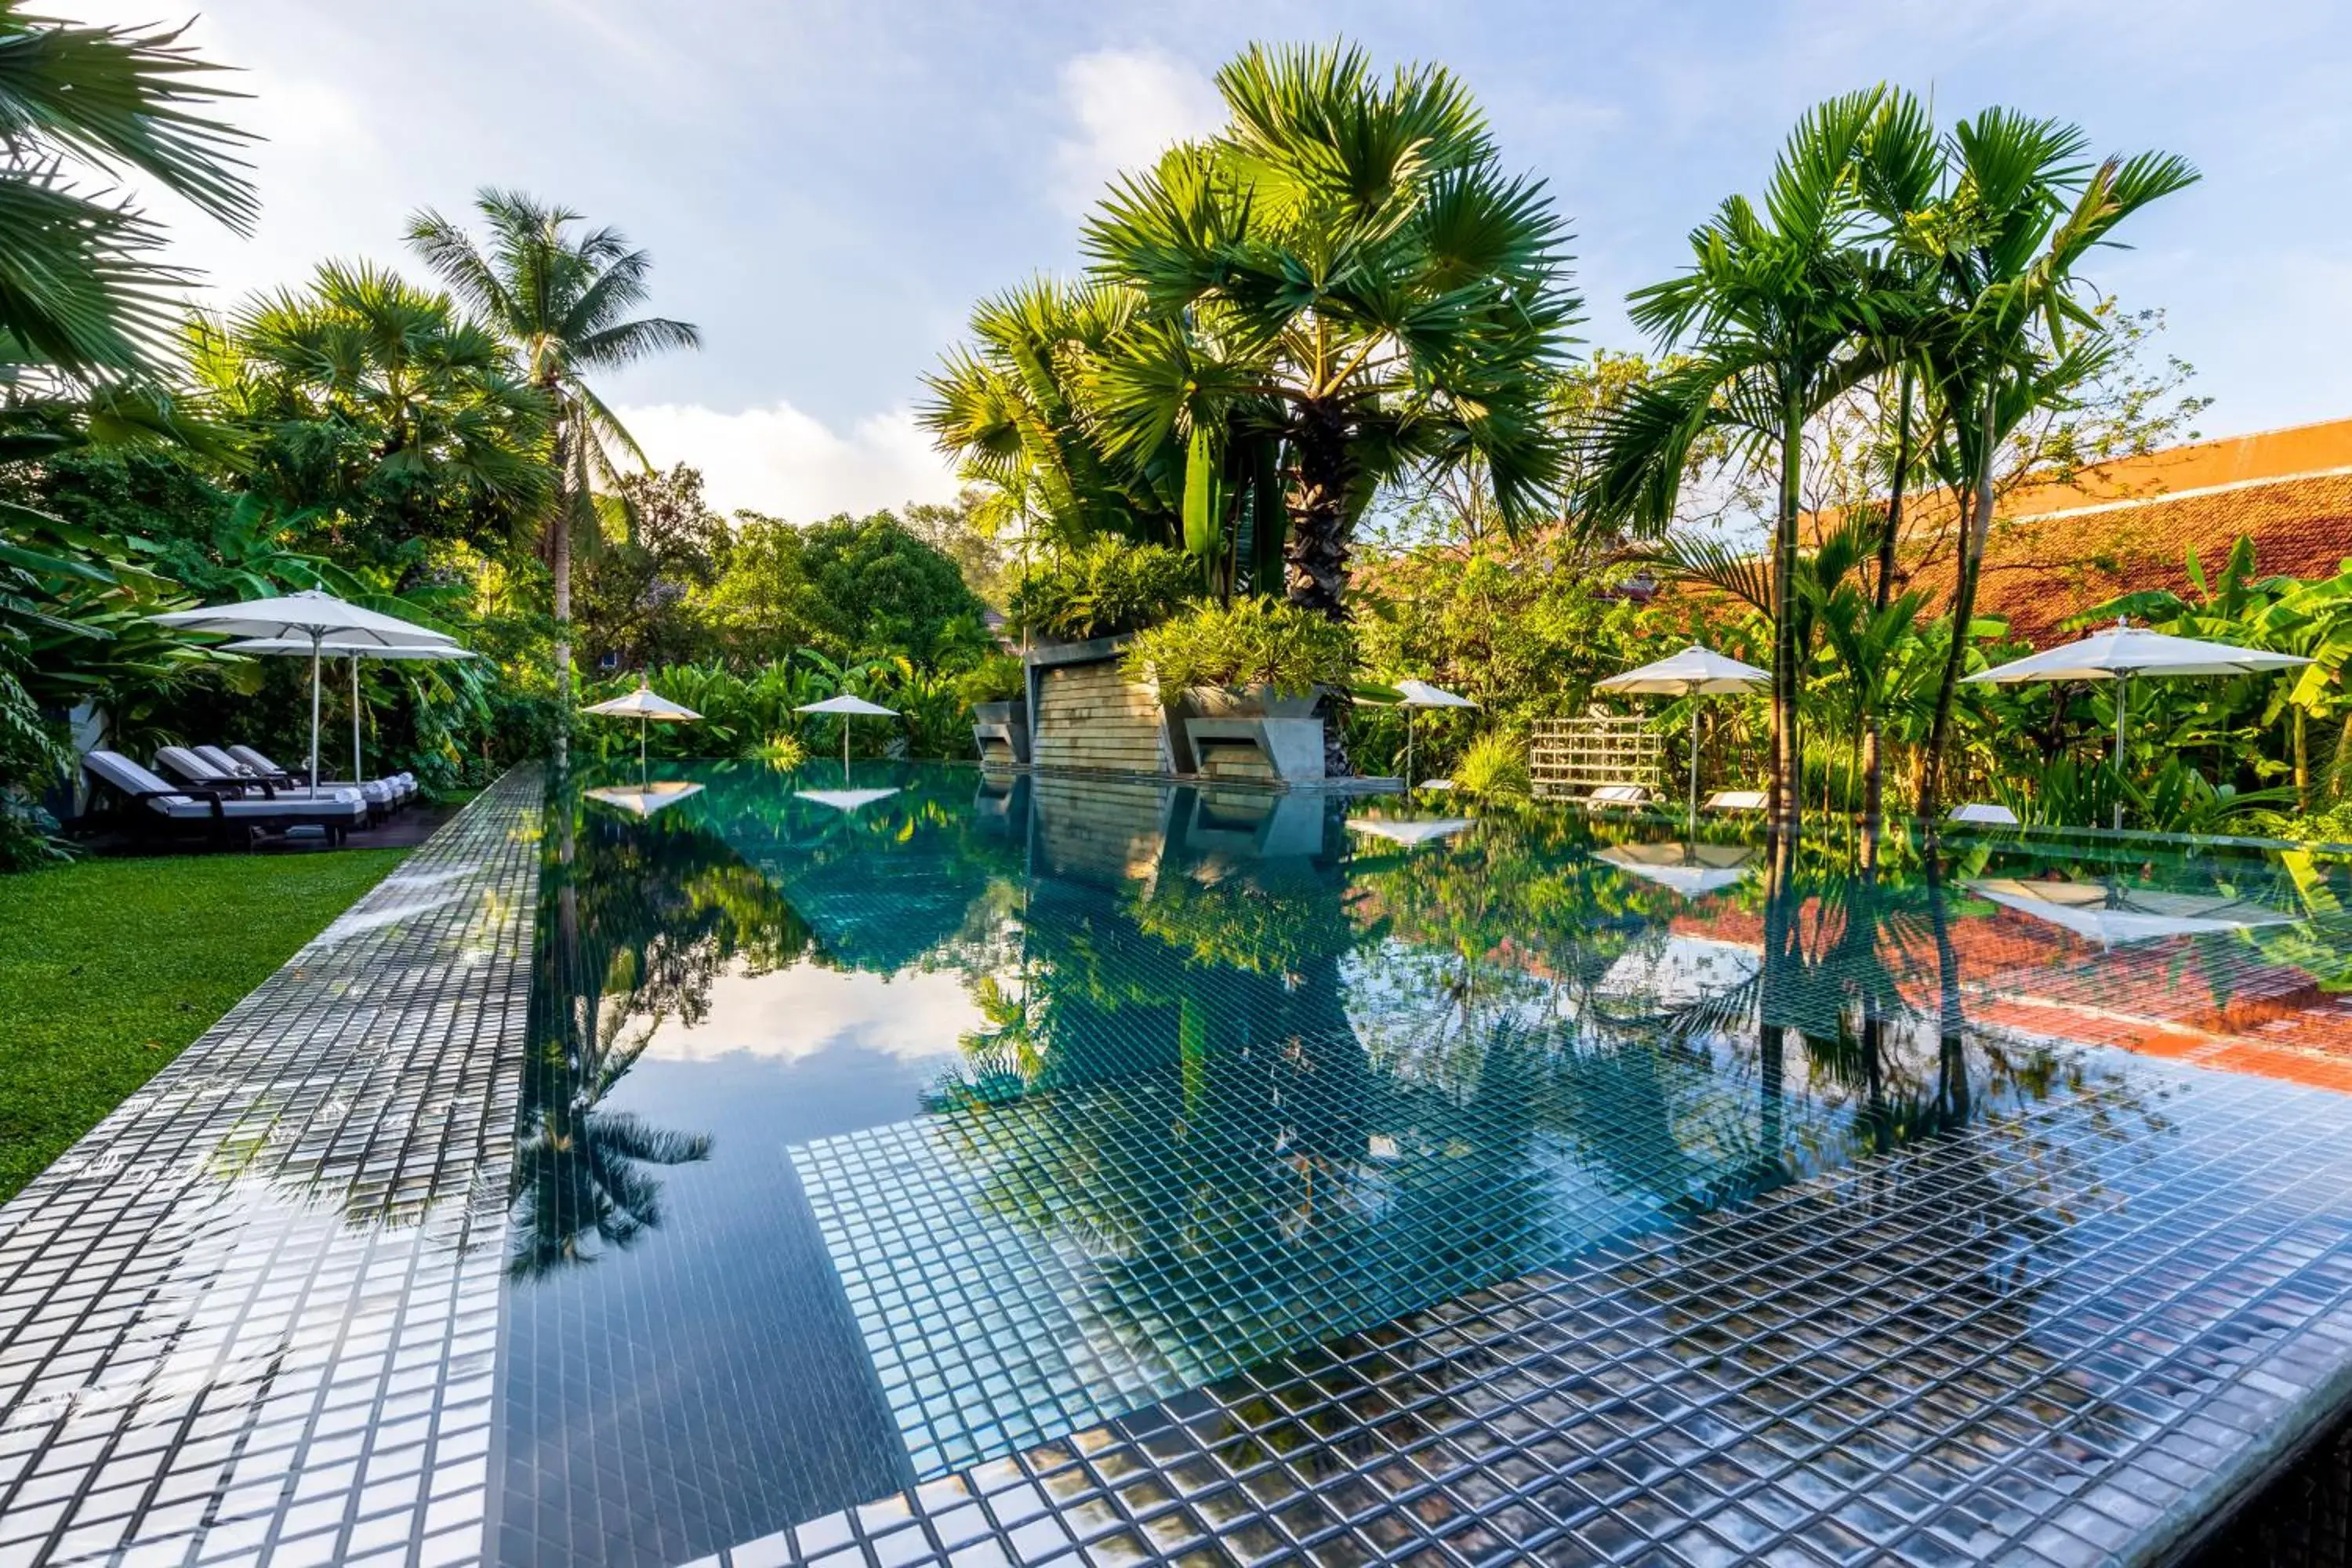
[1896,418,2352,646]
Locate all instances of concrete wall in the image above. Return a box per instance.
[1031,655,1170,776]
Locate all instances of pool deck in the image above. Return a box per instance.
[0,769,541,1568]
[9,777,2352,1565]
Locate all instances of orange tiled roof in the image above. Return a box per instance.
[1890,419,2352,647]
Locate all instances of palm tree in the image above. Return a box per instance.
[1897,114,2196,817]
[1083,42,1578,620]
[0,2,255,380]
[199,260,553,543]
[406,191,699,751]
[1578,89,1897,830]
[919,278,1183,557]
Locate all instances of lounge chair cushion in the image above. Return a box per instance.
[226,742,399,804]
[83,750,365,826]
[1588,784,1652,806]
[1706,789,1768,811]
[1948,802,2020,826]
[159,745,365,804]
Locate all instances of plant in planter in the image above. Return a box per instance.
[1122,597,1356,707]
[1125,599,1356,781]
[957,652,1032,764]
[1006,540,1196,644]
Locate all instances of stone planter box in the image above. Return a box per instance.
[971,699,1029,768]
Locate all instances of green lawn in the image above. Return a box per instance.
[0,848,408,1201]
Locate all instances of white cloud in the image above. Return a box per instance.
[640,962,981,1065]
[615,401,960,521]
[1051,48,1224,214]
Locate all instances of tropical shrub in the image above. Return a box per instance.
[953,653,1026,716]
[1006,541,1195,643]
[1452,732,1530,798]
[1122,597,1356,703]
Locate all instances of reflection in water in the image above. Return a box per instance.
[502,761,2352,1563]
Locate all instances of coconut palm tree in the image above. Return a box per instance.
[405,191,699,750]
[0,2,254,380]
[1898,114,2197,818]
[1082,42,1578,621]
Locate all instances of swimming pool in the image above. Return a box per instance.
[493,762,2352,1565]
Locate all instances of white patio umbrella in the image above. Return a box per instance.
[582,681,703,768]
[1962,619,2310,828]
[796,692,900,771]
[151,589,454,797]
[1385,679,1479,790]
[1596,645,1769,826]
[222,638,476,789]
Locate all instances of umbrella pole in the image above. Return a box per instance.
[308,632,323,800]
[1404,709,1414,791]
[844,717,851,774]
[1688,699,1700,833]
[2113,672,2128,831]
[350,655,362,787]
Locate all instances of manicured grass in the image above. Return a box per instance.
[0,848,408,1202]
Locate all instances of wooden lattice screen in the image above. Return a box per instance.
[1530,717,1665,799]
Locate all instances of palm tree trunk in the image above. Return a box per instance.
[1284,401,1353,620]
[548,399,575,773]
[1769,394,1804,831]
[1862,365,1913,834]
[1287,401,1356,776]
[1919,390,1999,821]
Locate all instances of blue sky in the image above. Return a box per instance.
[78,0,2352,521]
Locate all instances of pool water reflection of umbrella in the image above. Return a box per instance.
[586,780,706,818]
[1595,840,1759,898]
[795,786,902,814]
[1345,816,1474,848]
[1969,877,2298,947]
[222,637,476,788]
[583,681,703,768]
[150,589,457,797]
[1962,620,2310,829]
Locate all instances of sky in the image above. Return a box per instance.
[68,0,2352,522]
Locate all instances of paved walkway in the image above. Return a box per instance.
[0,769,543,1568]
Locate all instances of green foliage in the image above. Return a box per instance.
[1004,539,1196,643]
[0,847,406,1200]
[953,653,1025,709]
[1453,731,1531,798]
[702,509,993,666]
[1122,596,1355,702]
[0,3,256,380]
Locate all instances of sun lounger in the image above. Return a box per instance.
[189,744,396,818]
[160,745,390,822]
[1947,802,2020,826]
[84,750,368,845]
[1584,784,1653,811]
[227,743,413,808]
[1705,789,1768,812]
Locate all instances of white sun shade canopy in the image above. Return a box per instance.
[1596,645,1769,695]
[151,588,456,648]
[1392,679,1478,710]
[1963,624,2310,684]
[796,694,900,717]
[583,684,703,720]
[222,637,477,662]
